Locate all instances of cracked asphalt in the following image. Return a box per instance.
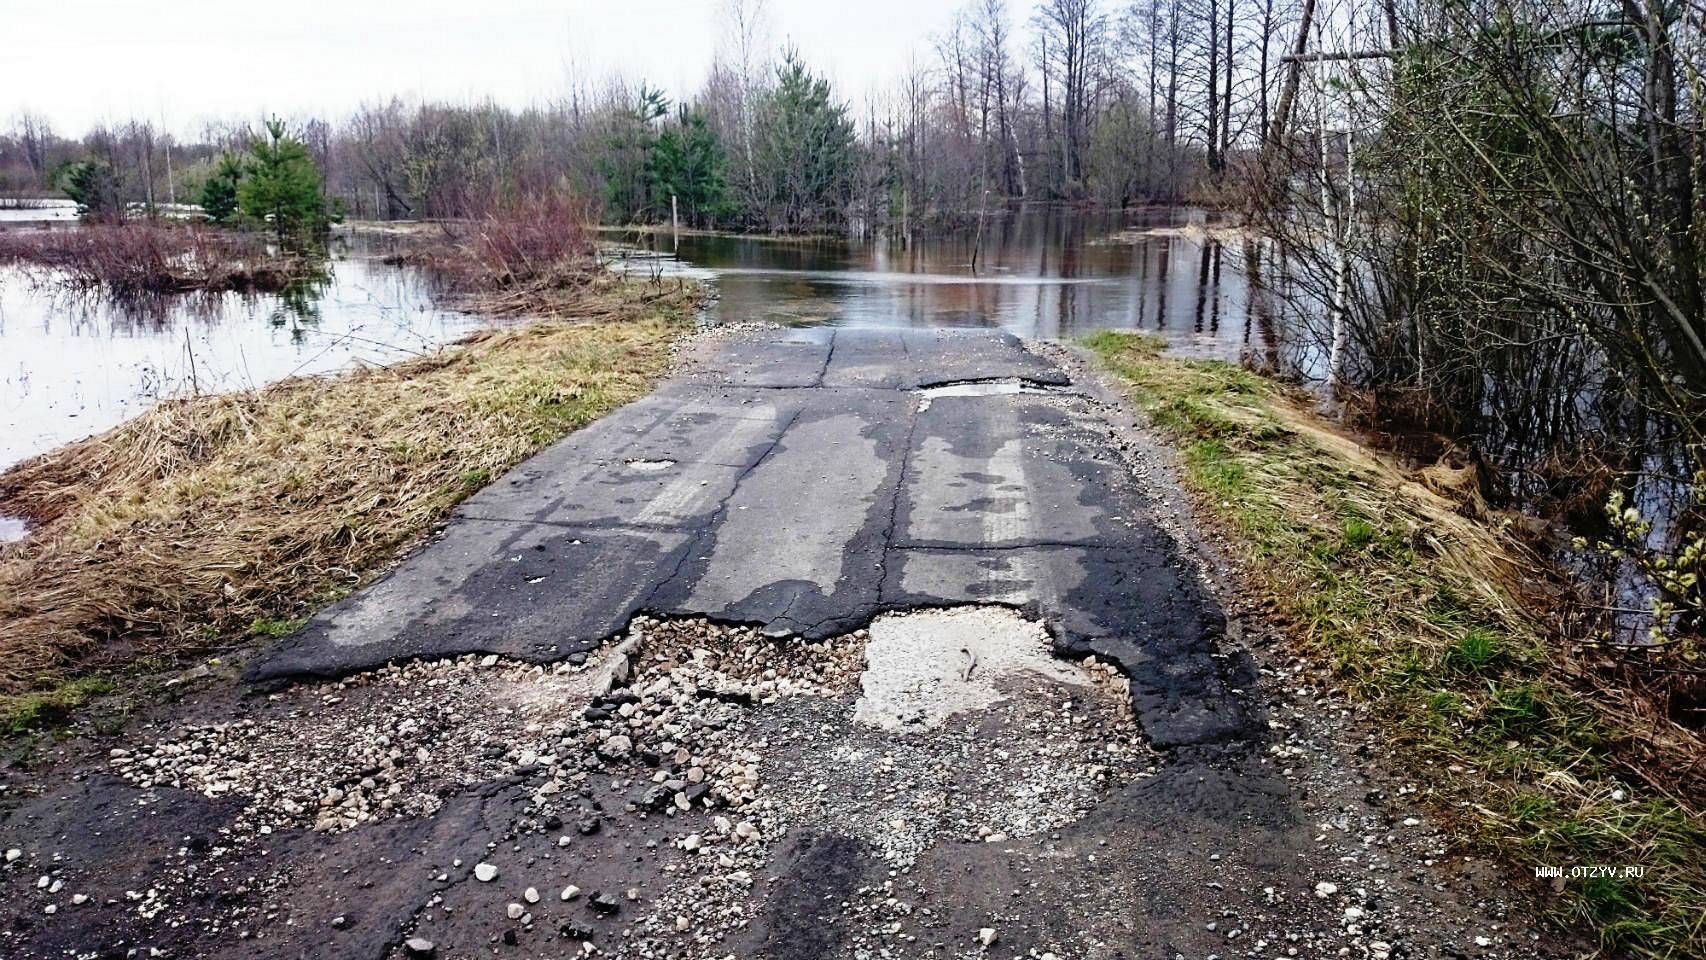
[253,327,1249,749]
[0,327,1576,960]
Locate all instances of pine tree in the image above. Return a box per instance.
[753,52,856,231]
[237,118,330,246]
[199,154,244,225]
[649,107,730,228]
[600,86,670,223]
[55,160,124,224]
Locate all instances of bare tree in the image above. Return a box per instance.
[719,0,772,214]
[17,113,48,178]
[1033,0,1111,194]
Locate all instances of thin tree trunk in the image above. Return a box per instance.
[1254,0,1317,208]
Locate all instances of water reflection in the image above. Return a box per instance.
[614,205,1302,365]
[0,233,505,470]
[268,274,330,341]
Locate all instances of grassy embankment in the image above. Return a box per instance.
[0,203,701,734]
[1086,332,1706,959]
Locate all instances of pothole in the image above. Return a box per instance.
[108,609,1152,958]
[854,606,1095,730]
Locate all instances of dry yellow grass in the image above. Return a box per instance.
[0,275,699,717]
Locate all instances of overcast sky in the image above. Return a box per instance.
[3,0,999,137]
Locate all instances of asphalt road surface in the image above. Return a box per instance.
[254,327,1252,750]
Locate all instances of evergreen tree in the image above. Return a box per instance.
[599,85,670,223]
[752,52,856,231]
[237,118,331,246]
[55,160,124,223]
[648,107,730,228]
[199,154,244,225]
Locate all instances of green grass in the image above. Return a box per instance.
[1,677,115,735]
[248,616,306,638]
[1086,331,1706,960]
[1448,627,1505,674]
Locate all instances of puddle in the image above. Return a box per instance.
[853,606,1095,731]
[0,514,24,543]
[625,458,677,472]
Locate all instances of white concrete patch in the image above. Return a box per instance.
[624,458,677,472]
[916,379,1056,411]
[853,606,1093,730]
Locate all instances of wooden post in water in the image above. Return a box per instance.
[971,188,988,274]
[902,187,911,250]
[671,194,679,246]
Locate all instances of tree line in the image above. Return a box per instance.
[0,0,1309,233]
[48,119,336,246]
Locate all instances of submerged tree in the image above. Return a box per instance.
[237,118,333,246]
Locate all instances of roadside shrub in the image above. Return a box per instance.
[459,192,594,286]
[396,186,600,310]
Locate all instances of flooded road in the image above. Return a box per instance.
[0,235,502,471]
[614,205,1290,360]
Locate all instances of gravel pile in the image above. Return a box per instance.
[106,613,862,837]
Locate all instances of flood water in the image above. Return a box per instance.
[0,199,78,223]
[0,234,503,471]
[613,205,1291,361]
[2,205,1289,478]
